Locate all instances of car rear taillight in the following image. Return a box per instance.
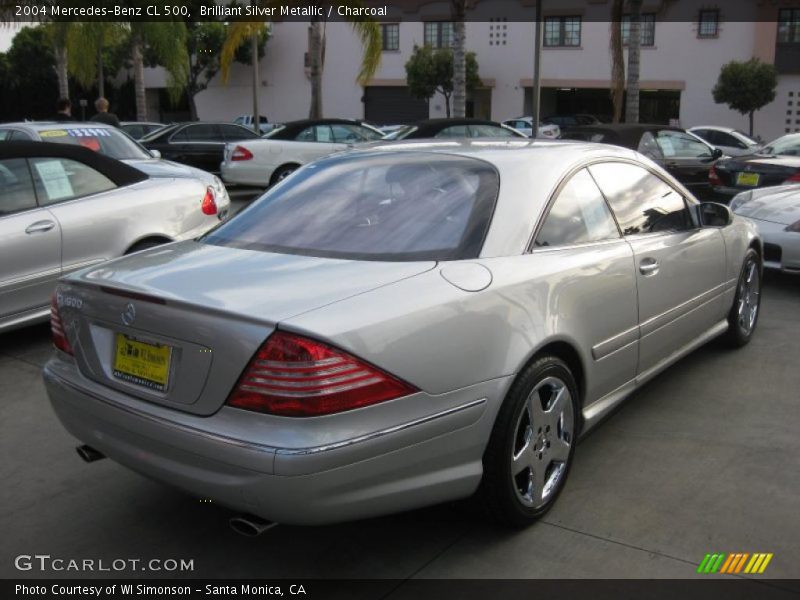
[709,165,721,186]
[226,332,418,417]
[783,172,800,184]
[50,292,73,355]
[231,145,253,161]
[201,187,217,215]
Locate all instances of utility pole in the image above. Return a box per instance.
[251,0,260,134]
[531,0,543,138]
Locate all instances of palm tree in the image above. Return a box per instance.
[129,23,189,121]
[43,22,70,100]
[66,22,126,98]
[609,0,624,123]
[220,20,270,132]
[451,0,467,118]
[625,0,643,123]
[306,11,381,119]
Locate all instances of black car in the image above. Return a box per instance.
[383,118,525,140]
[140,122,260,174]
[561,124,722,193]
[711,133,800,197]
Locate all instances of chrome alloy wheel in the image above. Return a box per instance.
[511,376,575,509]
[737,259,760,334]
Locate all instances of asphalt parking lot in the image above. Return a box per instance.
[1,238,798,583]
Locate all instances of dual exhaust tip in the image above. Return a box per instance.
[77,445,276,537]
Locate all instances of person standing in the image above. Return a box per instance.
[90,97,121,127]
[52,98,75,121]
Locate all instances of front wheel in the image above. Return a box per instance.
[725,249,762,347]
[480,356,579,526]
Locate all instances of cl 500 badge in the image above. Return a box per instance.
[56,292,82,310]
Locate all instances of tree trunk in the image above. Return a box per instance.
[308,20,324,119]
[625,0,642,124]
[452,1,466,118]
[188,92,198,121]
[132,35,148,121]
[97,46,105,98]
[444,93,451,117]
[749,111,754,137]
[55,45,69,100]
[252,27,260,133]
[610,0,624,123]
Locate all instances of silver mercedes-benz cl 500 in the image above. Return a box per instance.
[44,139,762,529]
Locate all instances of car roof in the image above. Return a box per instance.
[120,121,164,126]
[563,123,687,148]
[266,118,368,139]
[689,125,736,133]
[0,140,148,187]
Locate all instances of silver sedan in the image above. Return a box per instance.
[44,139,761,529]
[1,141,229,332]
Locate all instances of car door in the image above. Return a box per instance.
[0,157,62,322]
[28,156,119,278]
[589,161,727,377]
[652,130,717,188]
[530,167,639,402]
[169,124,224,173]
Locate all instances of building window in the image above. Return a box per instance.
[381,23,399,51]
[698,9,719,38]
[778,8,800,43]
[424,22,454,48]
[622,13,656,46]
[544,16,581,47]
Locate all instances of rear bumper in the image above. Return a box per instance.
[747,219,800,273]
[220,162,272,187]
[44,358,504,525]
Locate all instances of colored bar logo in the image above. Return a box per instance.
[697,553,773,574]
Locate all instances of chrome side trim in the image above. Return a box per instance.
[276,398,487,456]
[1,267,61,288]
[582,319,729,433]
[591,325,640,361]
[0,306,51,332]
[639,280,730,338]
[45,365,485,457]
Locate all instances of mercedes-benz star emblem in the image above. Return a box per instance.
[121,303,136,326]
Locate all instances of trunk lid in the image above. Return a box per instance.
[61,240,435,415]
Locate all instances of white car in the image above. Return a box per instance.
[503,117,561,139]
[689,126,762,157]
[221,119,384,187]
[731,184,800,273]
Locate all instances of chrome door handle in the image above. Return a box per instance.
[639,259,659,275]
[25,220,56,234]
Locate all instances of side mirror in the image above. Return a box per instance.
[696,202,732,227]
[149,149,161,159]
[711,148,723,160]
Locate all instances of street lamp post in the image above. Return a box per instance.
[531,0,543,138]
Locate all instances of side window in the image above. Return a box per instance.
[219,124,258,141]
[589,162,694,236]
[718,132,747,149]
[355,125,383,141]
[330,125,363,143]
[435,125,469,138]
[469,125,517,138]
[637,131,663,160]
[655,130,713,159]
[10,130,33,141]
[0,158,38,216]
[314,125,333,142]
[0,130,11,141]
[175,124,221,142]
[30,157,116,205]
[534,169,620,247]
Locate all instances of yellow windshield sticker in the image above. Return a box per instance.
[40,130,68,138]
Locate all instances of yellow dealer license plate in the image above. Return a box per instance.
[736,172,760,186]
[113,333,172,391]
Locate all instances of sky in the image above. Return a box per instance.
[0,23,23,52]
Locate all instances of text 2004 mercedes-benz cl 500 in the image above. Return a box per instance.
[43,139,762,530]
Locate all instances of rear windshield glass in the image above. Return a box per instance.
[38,127,151,160]
[203,152,500,261]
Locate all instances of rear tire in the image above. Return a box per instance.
[270,164,298,187]
[724,248,762,347]
[479,356,579,527]
[125,239,167,255]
